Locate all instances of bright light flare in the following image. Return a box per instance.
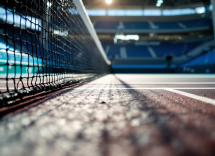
[156,0,163,7]
[114,34,139,43]
[115,35,139,40]
[106,0,112,4]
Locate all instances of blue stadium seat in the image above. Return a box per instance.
[183,42,201,54]
[105,43,200,58]
[202,18,213,26]
[151,43,185,57]
[94,21,119,29]
[102,43,108,51]
[180,19,200,27]
[123,22,150,29]
[180,18,212,28]
[181,50,215,67]
[93,18,211,30]
[126,45,152,57]
[153,21,181,29]
[107,45,120,57]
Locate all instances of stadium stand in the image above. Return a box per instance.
[126,45,152,57]
[107,45,121,58]
[180,18,212,28]
[183,42,202,54]
[123,21,150,29]
[151,43,185,57]
[153,21,181,29]
[94,21,119,29]
[94,18,212,30]
[181,50,215,67]
[102,43,108,52]
[104,42,202,59]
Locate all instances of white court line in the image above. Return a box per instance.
[87,82,215,85]
[1,81,215,84]
[1,87,215,90]
[71,88,215,90]
[164,88,215,106]
[124,82,215,84]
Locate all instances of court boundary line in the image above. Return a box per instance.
[1,87,215,90]
[69,88,215,90]
[164,88,215,106]
[86,82,215,84]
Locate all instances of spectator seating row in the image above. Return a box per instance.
[180,50,215,67]
[94,18,212,30]
[104,42,201,58]
[151,42,202,57]
[180,18,212,28]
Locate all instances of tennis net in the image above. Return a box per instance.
[0,0,110,106]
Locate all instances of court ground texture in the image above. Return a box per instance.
[1,74,215,156]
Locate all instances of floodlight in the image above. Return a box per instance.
[106,0,112,4]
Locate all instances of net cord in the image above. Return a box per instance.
[73,0,111,65]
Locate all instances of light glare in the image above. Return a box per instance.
[156,0,163,7]
[106,0,112,4]
[47,2,52,7]
[114,35,139,43]
[195,7,205,14]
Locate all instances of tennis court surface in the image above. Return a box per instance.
[1,74,215,156]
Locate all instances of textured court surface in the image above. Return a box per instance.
[1,74,215,156]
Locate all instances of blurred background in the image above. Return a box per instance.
[83,0,215,73]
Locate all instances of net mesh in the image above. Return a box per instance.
[0,0,110,106]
